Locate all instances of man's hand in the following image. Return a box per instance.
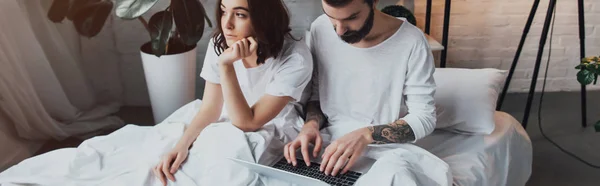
[320,127,372,176]
[283,121,323,167]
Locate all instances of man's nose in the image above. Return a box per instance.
[334,22,346,36]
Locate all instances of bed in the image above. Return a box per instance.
[416,111,532,186]
[0,106,533,186]
[0,67,536,185]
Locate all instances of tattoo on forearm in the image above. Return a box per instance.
[305,101,326,128]
[367,120,415,144]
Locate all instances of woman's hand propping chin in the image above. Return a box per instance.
[218,37,258,66]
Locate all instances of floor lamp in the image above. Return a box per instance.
[496,0,588,129]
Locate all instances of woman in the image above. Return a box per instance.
[153,0,312,185]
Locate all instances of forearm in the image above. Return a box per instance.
[304,101,326,129]
[177,107,221,148]
[366,119,416,144]
[219,64,256,130]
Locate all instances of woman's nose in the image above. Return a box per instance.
[224,14,234,30]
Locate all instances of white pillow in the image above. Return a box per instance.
[433,68,507,135]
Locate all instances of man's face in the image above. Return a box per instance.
[322,0,375,44]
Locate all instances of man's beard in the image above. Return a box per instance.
[338,8,375,44]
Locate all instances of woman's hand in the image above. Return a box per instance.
[218,37,258,66]
[153,145,189,186]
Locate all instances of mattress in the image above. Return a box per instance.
[415,111,532,186]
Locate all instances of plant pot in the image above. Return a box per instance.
[140,42,197,123]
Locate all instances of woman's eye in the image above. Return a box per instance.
[236,13,247,18]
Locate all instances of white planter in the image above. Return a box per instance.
[140,44,197,123]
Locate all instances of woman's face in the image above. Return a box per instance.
[220,0,254,47]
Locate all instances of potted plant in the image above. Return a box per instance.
[575,56,600,132]
[47,0,213,123]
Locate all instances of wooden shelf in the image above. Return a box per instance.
[426,34,444,51]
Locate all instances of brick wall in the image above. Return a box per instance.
[414,0,600,92]
[106,0,600,106]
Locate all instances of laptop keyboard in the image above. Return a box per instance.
[272,157,362,186]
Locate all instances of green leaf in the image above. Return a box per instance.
[577,70,595,85]
[575,64,584,70]
[595,120,600,132]
[148,10,174,57]
[172,0,212,46]
[72,1,113,38]
[115,0,160,20]
[48,0,71,22]
[586,64,597,72]
[67,0,100,20]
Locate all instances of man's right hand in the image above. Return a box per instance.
[153,145,189,186]
[283,121,322,167]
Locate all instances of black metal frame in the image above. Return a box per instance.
[496,0,588,128]
[424,0,432,34]
[424,0,451,68]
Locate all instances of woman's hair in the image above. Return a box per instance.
[212,0,293,64]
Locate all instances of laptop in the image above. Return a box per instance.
[229,147,375,186]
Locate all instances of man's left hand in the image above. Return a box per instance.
[320,127,373,176]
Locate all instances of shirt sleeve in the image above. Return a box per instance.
[199,39,221,84]
[401,37,437,142]
[265,51,313,102]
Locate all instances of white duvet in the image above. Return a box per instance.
[0,100,451,186]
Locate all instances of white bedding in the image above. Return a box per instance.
[415,111,533,186]
[0,100,529,186]
[0,100,451,186]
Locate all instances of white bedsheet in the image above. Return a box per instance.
[0,100,451,186]
[415,111,533,186]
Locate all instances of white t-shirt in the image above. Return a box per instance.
[308,15,437,141]
[200,37,313,127]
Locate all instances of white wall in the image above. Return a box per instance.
[96,0,600,106]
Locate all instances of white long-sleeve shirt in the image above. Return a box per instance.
[308,15,436,142]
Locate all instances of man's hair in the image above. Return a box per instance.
[324,0,374,8]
